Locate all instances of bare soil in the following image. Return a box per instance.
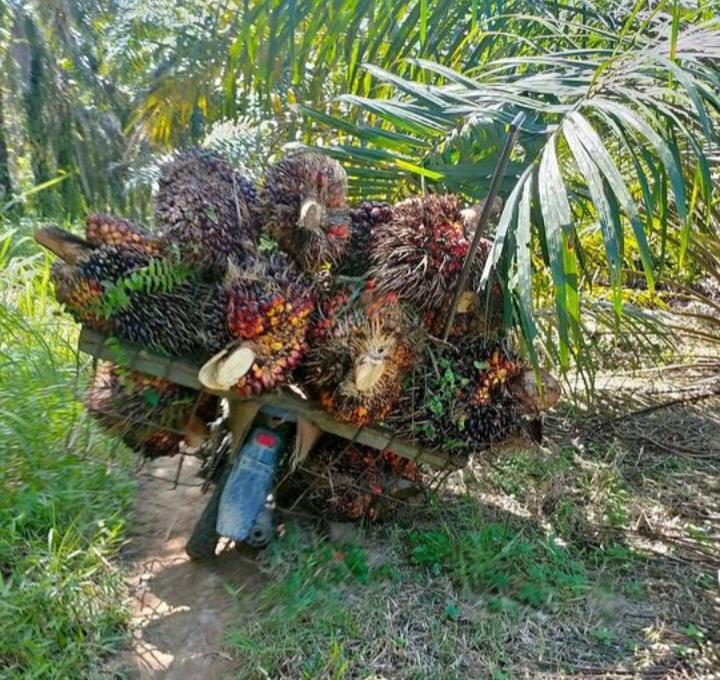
[114,457,264,679]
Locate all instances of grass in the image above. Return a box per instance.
[225,409,720,678]
[0,225,135,678]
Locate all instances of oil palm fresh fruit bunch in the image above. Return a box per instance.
[38,225,152,331]
[155,148,260,274]
[337,201,392,277]
[368,194,472,313]
[112,282,231,359]
[36,225,232,359]
[86,362,218,458]
[420,252,506,339]
[199,254,315,396]
[368,194,504,318]
[224,254,314,341]
[50,260,109,330]
[85,213,164,256]
[276,437,422,521]
[304,295,420,427]
[260,152,351,273]
[390,337,530,452]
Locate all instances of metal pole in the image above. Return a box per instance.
[441,111,526,342]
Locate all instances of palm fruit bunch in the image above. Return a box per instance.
[367,194,473,313]
[155,148,259,274]
[112,282,231,359]
[86,362,218,458]
[85,213,164,256]
[420,249,507,339]
[50,244,152,331]
[260,152,351,273]
[390,336,526,452]
[223,255,315,396]
[304,296,419,427]
[336,201,393,277]
[276,437,422,521]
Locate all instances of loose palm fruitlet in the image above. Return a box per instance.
[260,152,351,272]
[390,337,526,452]
[276,438,422,522]
[337,201,392,277]
[85,213,164,256]
[368,194,486,314]
[304,297,419,427]
[224,255,316,396]
[155,148,259,273]
[86,362,219,458]
[113,282,231,359]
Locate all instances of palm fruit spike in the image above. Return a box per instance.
[368,194,505,315]
[337,201,393,277]
[155,148,259,273]
[260,152,351,272]
[202,254,315,396]
[85,213,164,256]
[86,362,218,458]
[112,282,231,359]
[304,296,419,427]
[389,336,527,452]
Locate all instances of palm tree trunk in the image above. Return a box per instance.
[0,89,12,204]
[23,15,60,217]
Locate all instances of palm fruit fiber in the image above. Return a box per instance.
[260,152,351,272]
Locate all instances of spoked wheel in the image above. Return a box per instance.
[186,468,230,560]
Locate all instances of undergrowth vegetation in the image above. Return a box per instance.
[0,226,134,678]
[227,425,719,679]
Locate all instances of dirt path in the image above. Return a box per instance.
[116,456,265,679]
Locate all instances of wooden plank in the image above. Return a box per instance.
[78,328,467,470]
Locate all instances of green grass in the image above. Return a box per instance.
[0,226,134,678]
[226,425,719,679]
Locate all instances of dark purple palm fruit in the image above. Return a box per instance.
[337,201,393,277]
[155,148,260,274]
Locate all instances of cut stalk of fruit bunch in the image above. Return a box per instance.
[199,342,258,391]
